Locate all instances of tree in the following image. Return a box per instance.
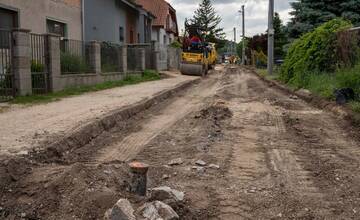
[287,0,360,38]
[274,13,288,59]
[191,0,225,44]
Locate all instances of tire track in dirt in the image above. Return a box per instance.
[95,71,224,163]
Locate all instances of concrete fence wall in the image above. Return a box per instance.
[5,30,182,96]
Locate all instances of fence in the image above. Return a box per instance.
[0,29,14,102]
[127,44,148,72]
[101,42,122,73]
[30,33,48,94]
[60,39,91,74]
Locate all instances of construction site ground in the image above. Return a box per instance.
[1,65,360,219]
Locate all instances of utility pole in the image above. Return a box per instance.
[241,5,245,65]
[239,5,245,65]
[267,0,274,75]
[233,27,236,55]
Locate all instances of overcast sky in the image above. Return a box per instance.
[167,0,295,41]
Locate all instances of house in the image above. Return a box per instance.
[0,0,82,40]
[84,0,155,44]
[135,0,179,46]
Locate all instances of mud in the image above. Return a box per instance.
[1,66,360,219]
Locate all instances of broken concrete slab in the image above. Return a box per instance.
[168,158,183,166]
[195,160,206,166]
[137,201,179,220]
[150,186,184,203]
[208,164,220,169]
[104,199,136,220]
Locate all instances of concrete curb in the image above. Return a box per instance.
[32,77,201,162]
[249,67,359,124]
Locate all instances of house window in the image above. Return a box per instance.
[0,7,18,30]
[119,27,124,42]
[137,33,140,43]
[47,19,66,38]
[163,35,167,45]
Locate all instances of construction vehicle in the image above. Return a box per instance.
[180,21,217,76]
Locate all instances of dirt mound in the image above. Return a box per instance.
[196,102,233,121]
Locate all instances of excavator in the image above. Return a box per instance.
[180,22,217,77]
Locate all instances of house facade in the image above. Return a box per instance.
[0,0,82,39]
[136,0,179,46]
[84,0,154,44]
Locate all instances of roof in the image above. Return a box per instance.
[135,0,178,32]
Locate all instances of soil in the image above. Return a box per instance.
[1,65,360,219]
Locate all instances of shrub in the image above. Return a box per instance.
[31,60,45,73]
[60,52,89,74]
[169,41,182,48]
[280,19,357,83]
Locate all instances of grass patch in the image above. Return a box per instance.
[287,62,360,100]
[256,66,280,81]
[12,70,161,105]
[350,101,360,113]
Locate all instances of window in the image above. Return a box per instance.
[119,27,124,42]
[163,35,167,45]
[46,19,66,38]
[0,7,18,30]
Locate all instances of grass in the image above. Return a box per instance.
[256,66,281,81]
[350,101,360,113]
[11,70,161,105]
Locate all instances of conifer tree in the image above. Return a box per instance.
[191,0,225,43]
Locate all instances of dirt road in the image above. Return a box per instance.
[1,66,360,219]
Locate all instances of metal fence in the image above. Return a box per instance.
[30,33,48,94]
[127,44,151,71]
[101,42,122,73]
[60,39,91,74]
[0,29,14,102]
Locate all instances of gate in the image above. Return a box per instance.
[0,29,14,102]
[30,33,49,94]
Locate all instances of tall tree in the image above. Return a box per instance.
[191,0,225,43]
[274,13,287,58]
[287,0,360,38]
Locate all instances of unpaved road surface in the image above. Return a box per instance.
[0,72,197,156]
[1,66,360,219]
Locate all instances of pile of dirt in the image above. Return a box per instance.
[196,101,233,121]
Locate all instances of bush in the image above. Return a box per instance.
[31,60,45,73]
[61,52,90,74]
[169,41,182,48]
[280,19,357,83]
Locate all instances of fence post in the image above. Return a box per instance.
[88,41,101,73]
[139,48,146,71]
[12,28,32,96]
[151,41,160,71]
[45,33,62,92]
[118,45,127,73]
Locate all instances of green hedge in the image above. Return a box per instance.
[280,19,358,84]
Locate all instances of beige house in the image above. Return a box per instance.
[0,0,82,40]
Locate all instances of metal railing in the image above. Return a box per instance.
[30,33,48,94]
[101,42,122,73]
[0,29,14,101]
[60,39,91,74]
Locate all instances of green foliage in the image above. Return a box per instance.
[350,102,360,113]
[287,0,360,38]
[236,38,249,59]
[61,52,90,74]
[31,60,45,73]
[280,19,355,84]
[274,13,288,59]
[254,50,268,68]
[191,0,225,42]
[12,70,161,104]
[287,62,360,99]
[169,41,182,48]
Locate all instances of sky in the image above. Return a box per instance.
[167,0,295,42]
